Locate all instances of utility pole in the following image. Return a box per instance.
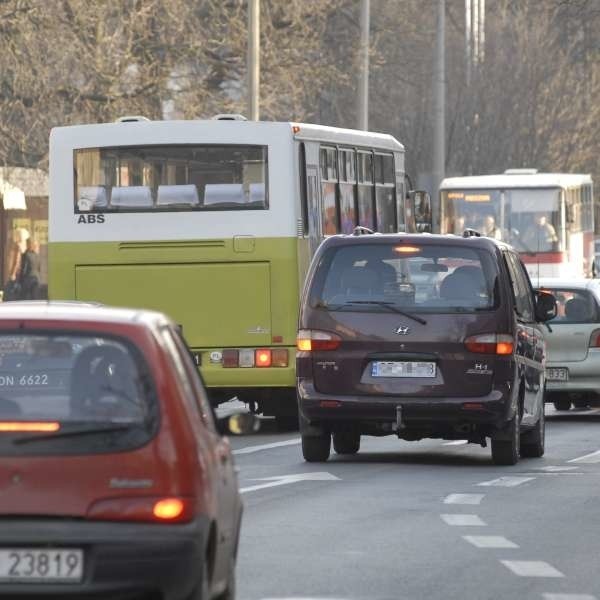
[357,0,370,130]
[248,0,260,121]
[432,0,445,232]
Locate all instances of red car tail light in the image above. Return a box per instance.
[589,329,600,348]
[87,496,194,523]
[272,348,289,367]
[153,498,186,520]
[297,330,342,352]
[465,334,514,355]
[222,349,239,368]
[255,349,272,368]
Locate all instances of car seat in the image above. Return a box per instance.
[70,345,141,421]
[439,268,485,302]
[340,266,382,298]
[564,297,593,322]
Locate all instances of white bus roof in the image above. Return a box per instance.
[50,119,404,153]
[440,173,593,190]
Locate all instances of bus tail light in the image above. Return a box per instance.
[255,349,272,367]
[222,349,240,368]
[272,349,289,367]
[297,330,342,352]
[221,348,289,367]
[465,334,514,355]
[589,330,600,348]
[87,497,194,523]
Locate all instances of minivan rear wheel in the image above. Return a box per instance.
[491,413,520,466]
[553,398,571,411]
[302,433,331,462]
[333,431,360,455]
[520,404,545,458]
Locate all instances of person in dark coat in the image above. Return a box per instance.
[19,238,41,300]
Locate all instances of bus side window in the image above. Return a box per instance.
[357,151,374,230]
[320,146,339,235]
[374,153,396,233]
[299,143,308,236]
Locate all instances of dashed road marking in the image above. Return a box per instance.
[233,438,300,455]
[539,466,580,472]
[463,535,519,549]
[478,476,535,487]
[501,560,564,578]
[240,471,339,494]
[568,449,600,464]
[441,514,486,526]
[443,440,468,446]
[444,493,485,505]
[542,594,597,600]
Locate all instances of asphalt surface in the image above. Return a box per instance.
[227,405,600,600]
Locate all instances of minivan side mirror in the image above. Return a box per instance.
[534,290,557,322]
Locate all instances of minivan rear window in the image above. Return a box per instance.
[311,243,499,312]
[0,334,157,455]
[540,288,598,323]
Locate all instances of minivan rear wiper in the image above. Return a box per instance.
[342,301,427,325]
[13,422,142,445]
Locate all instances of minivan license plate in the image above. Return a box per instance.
[372,361,436,378]
[0,548,83,582]
[546,367,568,382]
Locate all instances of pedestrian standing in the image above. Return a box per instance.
[19,238,41,300]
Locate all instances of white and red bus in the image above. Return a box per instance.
[439,170,594,280]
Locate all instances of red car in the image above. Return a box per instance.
[0,302,241,599]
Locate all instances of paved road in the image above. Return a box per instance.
[228,406,600,600]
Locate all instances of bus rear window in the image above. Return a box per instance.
[74,145,268,212]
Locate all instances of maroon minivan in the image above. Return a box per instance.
[297,232,556,466]
[0,302,241,600]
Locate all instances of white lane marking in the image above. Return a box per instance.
[568,449,600,464]
[444,493,485,505]
[441,514,486,526]
[240,472,339,494]
[478,476,535,487]
[539,466,580,472]
[443,440,468,446]
[233,438,300,455]
[543,594,597,600]
[501,560,564,578]
[463,535,519,549]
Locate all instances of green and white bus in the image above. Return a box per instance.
[49,115,417,425]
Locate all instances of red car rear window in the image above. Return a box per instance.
[0,333,157,455]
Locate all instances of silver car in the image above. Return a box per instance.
[536,278,600,410]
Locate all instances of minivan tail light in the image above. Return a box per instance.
[589,329,600,348]
[87,496,194,523]
[297,330,342,352]
[465,334,514,355]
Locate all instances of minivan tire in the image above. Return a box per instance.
[553,398,571,411]
[491,413,520,466]
[520,405,545,458]
[302,433,331,462]
[333,432,360,455]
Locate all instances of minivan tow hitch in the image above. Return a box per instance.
[395,405,405,432]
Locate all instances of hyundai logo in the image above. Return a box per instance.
[394,325,411,335]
